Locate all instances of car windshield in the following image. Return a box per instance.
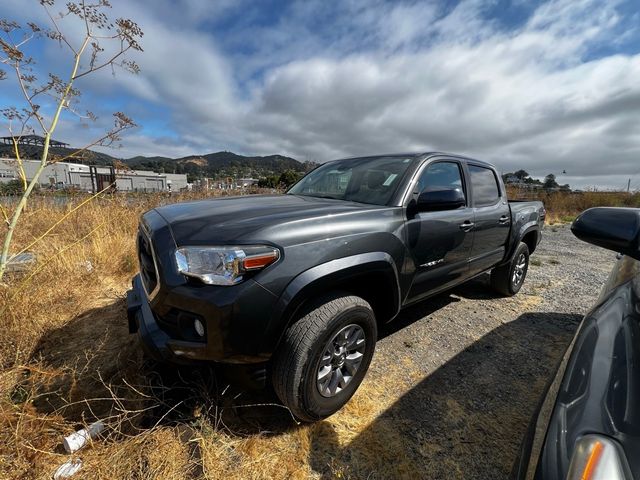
[287,156,414,205]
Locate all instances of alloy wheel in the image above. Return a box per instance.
[512,253,527,287]
[316,324,366,397]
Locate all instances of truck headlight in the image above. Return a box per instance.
[175,245,280,286]
[567,435,632,480]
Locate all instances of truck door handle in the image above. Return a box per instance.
[499,215,509,224]
[459,221,475,231]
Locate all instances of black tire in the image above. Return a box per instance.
[491,242,530,296]
[271,292,377,422]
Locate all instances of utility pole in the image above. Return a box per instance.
[628,178,631,193]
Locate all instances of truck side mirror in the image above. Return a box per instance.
[571,207,640,260]
[416,187,466,212]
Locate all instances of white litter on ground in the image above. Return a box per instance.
[5,252,36,272]
[63,421,105,454]
[53,459,82,479]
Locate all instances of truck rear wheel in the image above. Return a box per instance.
[491,242,530,296]
[272,293,377,422]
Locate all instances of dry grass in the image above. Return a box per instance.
[507,187,640,224]
[0,190,419,480]
[0,186,635,479]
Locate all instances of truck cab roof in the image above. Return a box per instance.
[333,152,495,168]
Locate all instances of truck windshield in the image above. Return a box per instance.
[287,156,414,205]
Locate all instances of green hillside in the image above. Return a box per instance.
[0,144,314,181]
[128,151,308,180]
[0,144,119,165]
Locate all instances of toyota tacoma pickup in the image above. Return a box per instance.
[127,152,545,421]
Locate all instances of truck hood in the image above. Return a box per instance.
[152,194,386,246]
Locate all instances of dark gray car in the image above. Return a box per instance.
[514,207,640,480]
[127,152,545,421]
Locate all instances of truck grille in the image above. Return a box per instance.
[137,226,158,297]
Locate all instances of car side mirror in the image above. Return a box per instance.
[417,187,466,212]
[571,207,640,260]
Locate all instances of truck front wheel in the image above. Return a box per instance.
[272,293,377,422]
[490,241,530,296]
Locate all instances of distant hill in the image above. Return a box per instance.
[127,151,307,180]
[0,144,119,165]
[0,144,312,180]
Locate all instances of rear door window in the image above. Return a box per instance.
[469,165,500,207]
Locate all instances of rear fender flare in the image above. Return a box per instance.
[504,223,539,264]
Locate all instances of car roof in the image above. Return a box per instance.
[331,152,494,168]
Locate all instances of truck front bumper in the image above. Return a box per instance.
[127,274,277,364]
[127,275,210,363]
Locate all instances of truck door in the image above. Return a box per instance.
[405,160,474,302]
[467,164,510,276]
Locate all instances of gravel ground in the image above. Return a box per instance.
[118,224,616,479]
[358,224,616,479]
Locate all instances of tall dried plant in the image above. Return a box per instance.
[0,0,143,281]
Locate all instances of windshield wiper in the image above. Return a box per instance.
[290,193,341,200]
[314,195,340,200]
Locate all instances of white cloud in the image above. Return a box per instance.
[227,0,640,188]
[1,0,639,188]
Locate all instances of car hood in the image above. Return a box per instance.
[152,194,386,246]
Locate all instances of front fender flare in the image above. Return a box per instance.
[261,252,401,353]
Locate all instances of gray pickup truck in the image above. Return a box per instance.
[127,152,545,421]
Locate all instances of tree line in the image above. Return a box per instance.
[502,169,570,190]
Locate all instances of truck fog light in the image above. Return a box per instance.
[194,318,205,337]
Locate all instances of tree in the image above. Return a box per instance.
[0,1,143,281]
[524,176,541,185]
[0,179,26,195]
[258,175,280,188]
[278,169,301,187]
[513,169,529,180]
[502,169,530,185]
[543,174,559,190]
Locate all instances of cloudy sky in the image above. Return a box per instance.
[1,0,639,189]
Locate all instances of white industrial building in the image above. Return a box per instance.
[0,157,188,193]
